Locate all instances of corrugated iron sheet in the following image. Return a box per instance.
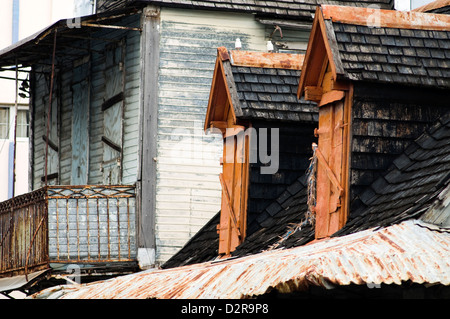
[32,219,450,299]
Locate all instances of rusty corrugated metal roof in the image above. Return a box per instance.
[32,219,450,299]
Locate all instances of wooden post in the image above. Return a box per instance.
[137,5,160,268]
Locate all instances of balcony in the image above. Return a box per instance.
[0,185,137,280]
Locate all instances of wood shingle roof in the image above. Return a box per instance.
[97,0,395,20]
[333,23,450,88]
[233,66,318,122]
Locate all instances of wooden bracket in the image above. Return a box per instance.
[304,86,323,102]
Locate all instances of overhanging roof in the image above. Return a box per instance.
[98,0,395,20]
[0,7,141,68]
[204,48,317,130]
[32,219,450,299]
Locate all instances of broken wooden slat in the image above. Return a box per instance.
[101,92,124,111]
[101,135,122,153]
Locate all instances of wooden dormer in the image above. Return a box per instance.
[298,5,450,240]
[204,47,249,256]
[298,6,353,239]
[205,47,313,255]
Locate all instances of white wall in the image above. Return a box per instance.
[155,8,267,264]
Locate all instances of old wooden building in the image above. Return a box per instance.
[0,0,395,296]
[27,4,450,299]
[160,5,450,297]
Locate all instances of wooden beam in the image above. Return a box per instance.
[321,4,450,31]
[210,121,228,129]
[204,59,221,131]
[217,46,230,61]
[339,84,353,231]
[138,5,160,254]
[304,86,323,102]
[230,50,304,70]
[40,172,58,182]
[318,11,345,81]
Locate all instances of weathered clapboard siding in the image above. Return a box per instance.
[87,19,137,185]
[31,69,45,189]
[32,66,60,189]
[155,8,267,263]
[264,25,310,53]
[122,25,141,185]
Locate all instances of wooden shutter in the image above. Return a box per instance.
[102,41,125,185]
[217,128,249,255]
[314,98,347,239]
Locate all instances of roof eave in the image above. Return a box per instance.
[0,6,141,68]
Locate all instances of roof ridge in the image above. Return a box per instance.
[229,49,305,70]
[321,4,450,31]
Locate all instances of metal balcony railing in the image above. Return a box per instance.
[0,185,137,279]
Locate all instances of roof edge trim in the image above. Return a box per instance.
[321,5,450,31]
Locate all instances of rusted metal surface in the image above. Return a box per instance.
[32,220,450,299]
[321,5,450,31]
[47,185,137,264]
[0,188,49,278]
[0,185,137,279]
